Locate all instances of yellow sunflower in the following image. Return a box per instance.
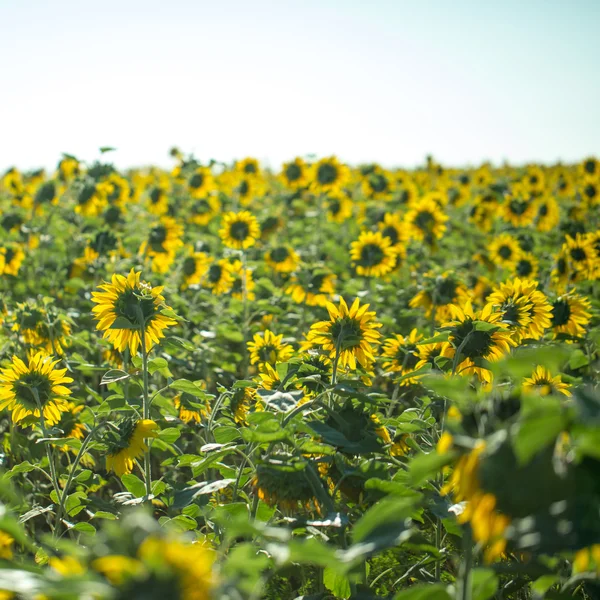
[409,271,470,323]
[0,532,14,560]
[325,191,353,223]
[248,329,294,370]
[187,167,215,199]
[219,211,260,250]
[286,268,336,307]
[521,165,546,195]
[105,173,131,207]
[381,329,424,384]
[69,246,100,280]
[280,157,309,189]
[441,300,515,383]
[203,259,235,295]
[91,269,177,355]
[486,278,552,342]
[174,392,210,424]
[74,181,108,217]
[235,157,261,177]
[523,365,571,397]
[265,245,301,273]
[180,249,211,289]
[230,259,255,301]
[487,234,522,268]
[310,156,351,194]
[404,197,448,244]
[581,180,600,207]
[57,156,80,182]
[377,212,410,248]
[306,297,382,371]
[550,292,592,338]
[146,186,170,215]
[580,156,599,182]
[190,196,220,226]
[535,196,560,232]
[0,244,25,277]
[0,352,73,425]
[561,234,597,280]
[350,231,397,278]
[53,402,87,453]
[105,418,159,476]
[512,252,539,279]
[501,190,537,227]
[139,216,184,258]
[361,166,396,201]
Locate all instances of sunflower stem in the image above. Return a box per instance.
[452,331,473,375]
[458,526,473,600]
[139,317,152,500]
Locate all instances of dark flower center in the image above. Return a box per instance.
[330,317,363,350]
[238,180,250,196]
[501,301,523,326]
[35,182,55,204]
[183,257,197,277]
[271,247,290,263]
[4,248,16,265]
[78,184,96,205]
[509,199,528,215]
[584,184,597,200]
[395,344,420,370]
[452,320,493,359]
[557,257,567,275]
[328,200,341,215]
[104,206,121,225]
[208,264,222,283]
[359,243,385,267]
[570,247,587,262]
[192,200,210,214]
[308,273,326,292]
[498,245,513,259]
[229,220,250,241]
[91,231,117,253]
[516,259,533,277]
[149,226,168,252]
[434,278,458,305]
[381,226,399,245]
[584,160,596,175]
[317,163,338,185]
[150,188,163,204]
[369,174,388,193]
[538,203,548,216]
[551,299,571,327]
[285,163,302,182]
[189,173,204,189]
[244,162,257,174]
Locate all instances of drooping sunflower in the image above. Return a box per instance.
[247,330,294,369]
[187,167,215,199]
[381,329,425,384]
[174,392,210,424]
[350,230,397,278]
[0,244,26,277]
[104,418,159,476]
[361,166,396,201]
[310,156,351,194]
[377,212,410,248]
[324,191,353,223]
[522,365,571,397]
[12,305,72,355]
[229,386,257,424]
[404,197,448,244]
[180,249,211,290]
[190,196,221,226]
[146,186,170,215]
[91,270,177,355]
[550,292,592,338]
[512,251,539,279]
[535,196,560,232]
[306,297,382,371]
[265,245,301,274]
[74,181,108,217]
[219,211,260,250]
[229,259,255,301]
[486,278,552,342]
[0,352,73,425]
[487,233,522,268]
[409,271,470,323]
[203,259,235,295]
[441,440,510,562]
[440,301,515,383]
[285,268,336,307]
[280,157,309,190]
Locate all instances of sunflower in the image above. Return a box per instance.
[247,330,294,369]
[350,231,397,278]
[190,196,220,226]
[146,186,170,215]
[440,300,515,383]
[219,211,260,250]
[33,180,59,207]
[11,305,72,355]
[53,402,87,453]
[441,440,510,562]
[260,215,283,239]
[512,252,539,279]
[409,272,470,323]
[104,418,159,476]
[0,244,25,277]
[324,191,353,223]
[487,233,522,268]
[522,365,571,397]
[265,245,301,273]
[550,292,592,338]
[501,191,537,227]
[139,217,184,258]
[415,341,445,372]
[0,352,73,425]
[91,270,177,355]
[69,246,100,280]
[105,173,131,206]
[235,157,261,177]
[361,166,396,201]
[580,156,599,181]
[57,156,80,182]
[74,181,108,217]
[522,165,546,195]
[280,157,308,189]
[404,197,448,244]
[564,233,597,280]
[381,329,424,384]
[229,386,256,424]
[377,212,410,248]
[535,196,560,232]
[486,278,552,342]
[286,268,336,307]
[174,392,210,424]
[469,192,501,232]
[187,167,215,199]
[397,180,419,206]
[230,259,255,301]
[310,156,350,194]
[580,180,599,207]
[306,297,382,371]
[555,171,575,198]
[180,249,211,289]
[203,259,234,295]
[0,532,14,560]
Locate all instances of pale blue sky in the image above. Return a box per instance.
[1,0,598,171]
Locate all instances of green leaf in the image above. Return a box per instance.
[568,349,589,370]
[164,336,195,351]
[323,567,351,599]
[172,479,236,509]
[170,379,208,398]
[471,568,498,600]
[101,369,131,385]
[121,474,146,498]
[109,316,138,329]
[393,584,451,600]
[148,357,171,376]
[158,427,181,444]
[513,409,566,465]
[408,450,457,485]
[73,522,96,534]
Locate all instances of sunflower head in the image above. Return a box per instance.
[104,418,159,476]
[350,231,397,278]
[219,211,260,250]
[522,365,571,397]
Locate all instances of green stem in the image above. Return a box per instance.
[139,322,152,499]
[457,526,473,600]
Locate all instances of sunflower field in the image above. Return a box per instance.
[0,151,599,600]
